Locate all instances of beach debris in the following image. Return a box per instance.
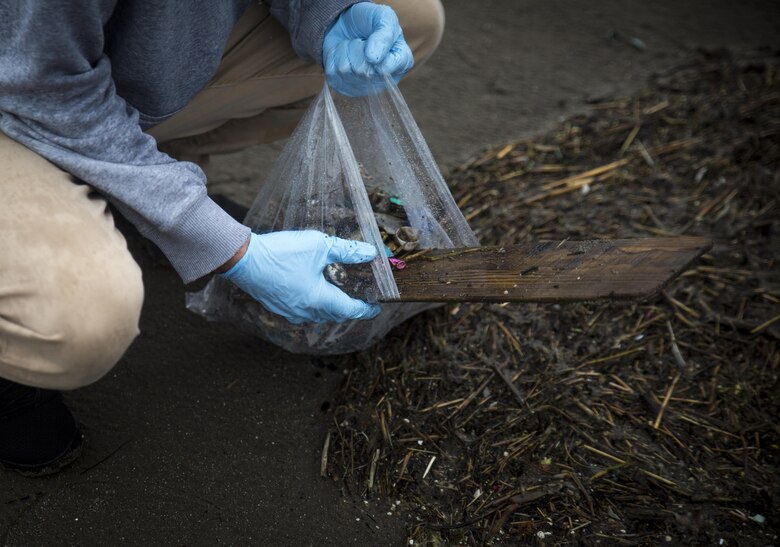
[324,263,348,287]
[389,258,407,270]
[323,51,780,544]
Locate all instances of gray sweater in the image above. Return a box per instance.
[0,0,356,282]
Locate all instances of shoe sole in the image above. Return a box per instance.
[2,430,84,477]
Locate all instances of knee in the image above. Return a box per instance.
[39,255,144,390]
[391,0,445,66]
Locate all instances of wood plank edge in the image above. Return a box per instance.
[380,238,713,304]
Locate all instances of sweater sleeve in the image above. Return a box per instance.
[263,0,362,63]
[0,1,250,283]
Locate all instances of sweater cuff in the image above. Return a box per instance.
[143,193,251,283]
[294,0,362,64]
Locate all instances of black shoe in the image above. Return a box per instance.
[0,377,82,473]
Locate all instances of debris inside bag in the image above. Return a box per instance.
[326,187,425,287]
[324,263,348,287]
[388,258,406,270]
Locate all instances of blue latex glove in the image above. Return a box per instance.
[221,231,381,324]
[323,2,414,97]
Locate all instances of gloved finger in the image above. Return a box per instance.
[324,52,352,95]
[324,52,338,80]
[346,39,373,79]
[365,5,401,65]
[378,40,414,76]
[317,281,382,322]
[337,47,354,79]
[326,236,378,264]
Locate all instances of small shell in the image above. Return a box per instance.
[394,226,420,252]
[325,263,348,287]
[395,226,420,242]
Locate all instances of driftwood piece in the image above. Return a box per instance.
[385,237,711,303]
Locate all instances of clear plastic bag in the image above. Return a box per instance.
[186,80,478,354]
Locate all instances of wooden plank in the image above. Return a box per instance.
[384,237,711,303]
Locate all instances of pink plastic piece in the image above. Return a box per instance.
[389,258,407,270]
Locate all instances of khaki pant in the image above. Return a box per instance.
[0,1,444,390]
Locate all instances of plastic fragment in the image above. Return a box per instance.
[394,226,420,252]
[389,258,407,270]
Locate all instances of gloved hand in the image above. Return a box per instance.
[323,2,414,97]
[220,230,381,324]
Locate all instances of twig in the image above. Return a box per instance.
[582,346,645,366]
[751,313,780,334]
[320,432,331,478]
[620,124,641,155]
[666,320,688,374]
[421,247,482,262]
[422,455,437,479]
[542,159,629,191]
[487,360,526,407]
[582,444,625,464]
[367,448,379,492]
[662,290,700,318]
[582,444,677,486]
[634,139,656,167]
[653,374,680,429]
[446,374,495,421]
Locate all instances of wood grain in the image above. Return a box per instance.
[385,237,712,303]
